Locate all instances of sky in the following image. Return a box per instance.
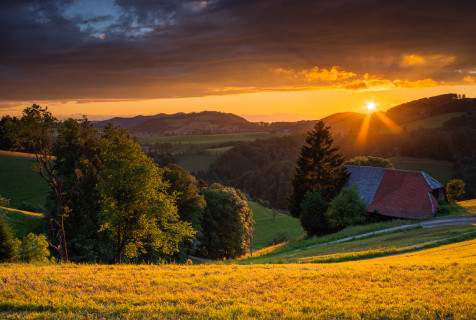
[1,0,476,121]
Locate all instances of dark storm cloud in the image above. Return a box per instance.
[1,0,476,102]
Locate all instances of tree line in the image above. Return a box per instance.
[0,105,254,263]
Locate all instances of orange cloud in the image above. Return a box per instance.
[402,54,425,66]
[464,76,475,83]
[275,66,438,91]
[303,66,356,81]
[276,66,356,82]
[401,54,455,67]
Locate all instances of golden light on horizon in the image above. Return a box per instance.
[366,102,376,112]
[356,113,372,146]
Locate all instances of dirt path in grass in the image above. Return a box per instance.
[322,217,476,246]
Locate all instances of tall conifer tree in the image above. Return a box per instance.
[288,120,348,218]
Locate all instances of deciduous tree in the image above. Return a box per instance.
[163,163,205,260]
[51,117,114,262]
[198,183,254,259]
[7,105,69,262]
[97,125,195,263]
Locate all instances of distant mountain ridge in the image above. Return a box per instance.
[94,94,476,135]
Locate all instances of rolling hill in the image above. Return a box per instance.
[92,93,476,137]
[95,111,261,135]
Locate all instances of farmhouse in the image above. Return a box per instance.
[346,165,446,219]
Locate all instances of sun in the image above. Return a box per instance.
[366,102,376,112]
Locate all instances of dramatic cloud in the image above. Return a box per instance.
[1,0,476,103]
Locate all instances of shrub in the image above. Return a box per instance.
[18,233,50,263]
[446,179,465,204]
[347,156,394,168]
[325,187,366,230]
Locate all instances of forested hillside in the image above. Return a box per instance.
[200,135,305,208]
[201,95,476,209]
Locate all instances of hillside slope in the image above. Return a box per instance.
[0,151,49,210]
[130,111,258,135]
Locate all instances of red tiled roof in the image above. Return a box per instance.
[367,170,439,219]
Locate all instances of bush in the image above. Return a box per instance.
[347,156,394,168]
[325,187,366,230]
[300,191,330,236]
[446,179,465,204]
[18,233,50,263]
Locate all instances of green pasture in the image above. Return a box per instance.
[248,201,304,250]
[403,112,464,131]
[134,132,289,145]
[389,156,454,184]
[176,154,218,173]
[0,207,43,238]
[0,151,50,209]
[205,146,234,154]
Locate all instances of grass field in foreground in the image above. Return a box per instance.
[389,156,455,184]
[0,151,50,209]
[1,239,475,319]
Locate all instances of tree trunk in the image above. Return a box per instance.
[115,238,126,264]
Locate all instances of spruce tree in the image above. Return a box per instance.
[288,120,348,218]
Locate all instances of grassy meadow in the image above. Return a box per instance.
[0,151,50,209]
[0,207,43,238]
[403,112,465,131]
[134,132,289,145]
[1,239,475,319]
[175,154,217,173]
[248,202,304,250]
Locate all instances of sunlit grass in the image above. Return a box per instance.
[1,239,475,319]
[459,199,476,214]
[239,224,476,264]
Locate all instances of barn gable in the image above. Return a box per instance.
[346,165,446,219]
